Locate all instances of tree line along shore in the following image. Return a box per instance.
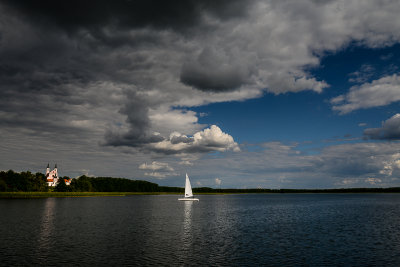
[1,170,400,198]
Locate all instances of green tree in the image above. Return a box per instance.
[54,178,69,192]
[34,172,48,191]
[0,179,7,192]
[70,176,93,192]
[3,170,27,191]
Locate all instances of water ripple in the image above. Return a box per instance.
[1,194,400,266]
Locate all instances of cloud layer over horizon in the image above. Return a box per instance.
[1,0,400,188]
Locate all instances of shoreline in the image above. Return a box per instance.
[0,192,184,198]
[1,191,400,198]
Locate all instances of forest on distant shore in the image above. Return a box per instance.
[1,170,400,193]
[0,170,168,193]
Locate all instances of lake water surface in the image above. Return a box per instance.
[1,194,400,266]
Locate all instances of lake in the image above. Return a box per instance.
[1,194,400,266]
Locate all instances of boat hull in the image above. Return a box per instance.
[178,198,199,201]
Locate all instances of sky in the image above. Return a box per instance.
[1,0,400,189]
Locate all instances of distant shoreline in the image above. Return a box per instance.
[0,192,181,198]
[3,170,400,197]
[2,189,400,198]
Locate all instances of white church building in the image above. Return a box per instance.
[46,164,71,186]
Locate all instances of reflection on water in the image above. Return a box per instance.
[182,201,193,246]
[178,201,194,265]
[37,198,56,261]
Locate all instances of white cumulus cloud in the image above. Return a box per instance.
[151,125,240,154]
[139,161,174,171]
[364,113,400,140]
[332,74,400,114]
[365,178,382,185]
[140,162,178,178]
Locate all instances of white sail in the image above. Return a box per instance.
[178,173,199,201]
[184,173,193,198]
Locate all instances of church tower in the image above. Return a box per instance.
[54,164,58,177]
[53,164,58,184]
[45,163,70,186]
[46,163,59,186]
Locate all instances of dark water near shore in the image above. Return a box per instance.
[1,194,400,266]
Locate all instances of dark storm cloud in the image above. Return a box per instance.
[0,33,94,132]
[180,47,253,92]
[2,0,250,34]
[105,131,164,147]
[0,0,254,148]
[0,1,156,141]
[104,91,164,147]
[364,114,400,140]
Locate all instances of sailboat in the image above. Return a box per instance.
[178,173,199,201]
